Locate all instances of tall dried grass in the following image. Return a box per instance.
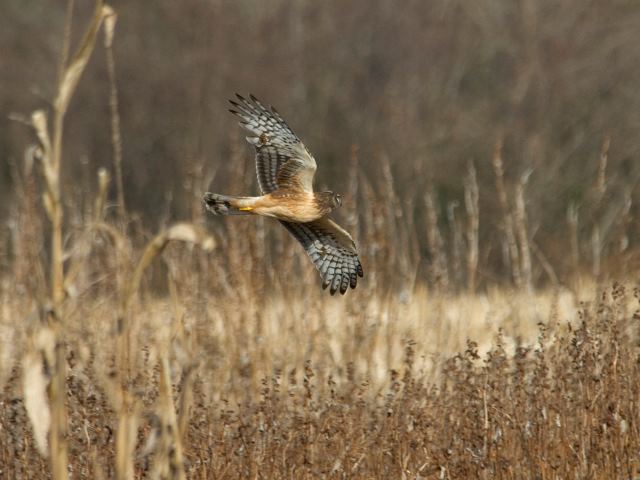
[4,275,640,478]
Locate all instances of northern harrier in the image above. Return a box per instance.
[203,94,363,295]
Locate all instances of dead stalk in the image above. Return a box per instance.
[491,138,522,288]
[464,162,479,293]
[57,0,75,87]
[104,10,126,220]
[26,4,112,478]
[115,390,139,480]
[447,201,463,289]
[424,185,449,290]
[567,203,580,275]
[63,168,111,294]
[514,172,533,292]
[114,223,213,479]
[150,356,187,480]
[591,135,610,279]
[531,241,558,287]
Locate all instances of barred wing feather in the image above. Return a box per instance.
[279,217,363,295]
[229,94,317,194]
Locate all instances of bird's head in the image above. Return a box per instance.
[317,191,343,213]
[332,192,343,208]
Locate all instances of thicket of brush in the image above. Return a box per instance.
[2,1,640,479]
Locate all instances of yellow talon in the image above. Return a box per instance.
[239,207,253,211]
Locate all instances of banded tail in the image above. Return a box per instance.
[203,192,255,215]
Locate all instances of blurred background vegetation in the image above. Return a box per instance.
[2,0,640,290]
[3,3,640,477]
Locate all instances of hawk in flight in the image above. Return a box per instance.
[203,94,363,295]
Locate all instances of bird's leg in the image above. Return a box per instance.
[203,193,256,215]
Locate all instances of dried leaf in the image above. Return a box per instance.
[55,2,111,115]
[165,223,215,250]
[23,327,56,457]
[31,110,51,159]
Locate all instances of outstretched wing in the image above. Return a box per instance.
[279,217,363,295]
[229,94,317,194]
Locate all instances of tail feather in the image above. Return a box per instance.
[203,193,253,216]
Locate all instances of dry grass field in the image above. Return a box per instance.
[3,1,640,479]
[2,258,640,479]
